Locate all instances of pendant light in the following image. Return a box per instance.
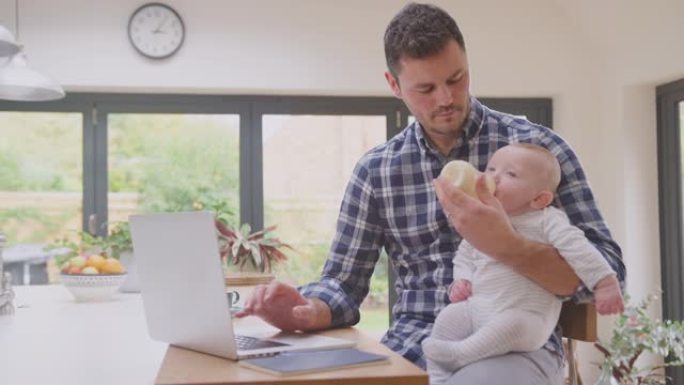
[0,1,65,101]
[0,25,20,57]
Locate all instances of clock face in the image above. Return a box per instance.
[128,3,185,59]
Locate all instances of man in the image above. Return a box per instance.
[237,3,625,384]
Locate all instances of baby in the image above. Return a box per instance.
[423,143,624,384]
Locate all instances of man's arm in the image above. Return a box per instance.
[434,176,580,296]
[502,236,581,296]
[239,160,384,331]
[299,160,385,327]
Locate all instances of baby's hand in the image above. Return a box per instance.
[449,279,472,303]
[594,275,624,315]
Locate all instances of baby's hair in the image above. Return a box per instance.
[508,143,561,192]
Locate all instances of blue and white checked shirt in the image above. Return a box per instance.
[299,97,625,369]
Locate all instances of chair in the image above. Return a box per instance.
[2,243,51,285]
[559,301,597,385]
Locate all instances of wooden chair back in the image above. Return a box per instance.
[560,301,597,385]
[559,301,597,341]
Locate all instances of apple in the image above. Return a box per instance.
[66,266,82,274]
[81,266,99,275]
[69,256,87,268]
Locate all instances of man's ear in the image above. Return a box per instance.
[384,71,401,99]
[531,190,554,209]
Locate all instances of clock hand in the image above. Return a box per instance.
[153,16,169,34]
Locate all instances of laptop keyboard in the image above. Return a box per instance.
[235,334,289,350]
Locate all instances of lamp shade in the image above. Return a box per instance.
[0,52,65,101]
[0,25,20,57]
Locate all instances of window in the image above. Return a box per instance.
[262,114,388,335]
[263,114,386,268]
[0,94,551,338]
[656,78,684,384]
[253,97,403,337]
[0,112,82,284]
[108,113,240,225]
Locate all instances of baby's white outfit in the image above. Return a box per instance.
[424,206,616,384]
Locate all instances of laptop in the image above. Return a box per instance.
[129,211,355,360]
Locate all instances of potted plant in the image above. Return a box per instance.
[595,294,684,385]
[101,222,133,260]
[51,222,131,261]
[50,222,137,292]
[215,219,292,286]
[51,231,105,268]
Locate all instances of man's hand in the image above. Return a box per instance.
[593,275,625,315]
[433,175,522,261]
[435,173,581,296]
[449,279,472,303]
[235,281,332,331]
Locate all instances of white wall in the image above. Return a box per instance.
[3,0,683,382]
[2,0,394,94]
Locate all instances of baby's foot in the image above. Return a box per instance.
[594,275,624,315]
[422,337,464,371]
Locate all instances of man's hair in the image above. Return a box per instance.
[509,143,562,192]
[384,3,466,77]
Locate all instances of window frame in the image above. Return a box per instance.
[0,93,406,235]
[91,94,251,236]
[0,94,552,235]
[656,77,684,385]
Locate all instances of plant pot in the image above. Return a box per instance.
[118,251,140,293]
[224,272,275,308]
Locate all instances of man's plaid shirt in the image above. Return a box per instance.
[300,97,625,368]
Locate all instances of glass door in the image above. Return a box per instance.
[0,112,83,284]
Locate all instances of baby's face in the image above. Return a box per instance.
[485,146,551,216]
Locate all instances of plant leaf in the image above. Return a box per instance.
[247,225,277,241]
[239,223,251,238]
[215,219,237,239]
[249,243,262,270]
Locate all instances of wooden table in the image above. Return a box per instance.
[156,326,427,385]
[0,285,427,385]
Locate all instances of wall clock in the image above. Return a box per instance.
[128,3,185,59]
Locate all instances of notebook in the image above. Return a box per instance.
[129,211,355,360]
[239,348,389,376]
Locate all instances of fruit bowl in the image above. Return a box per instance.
[60,273,127,302]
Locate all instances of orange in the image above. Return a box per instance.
[86,255,107,270]
[101,258,125,274]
